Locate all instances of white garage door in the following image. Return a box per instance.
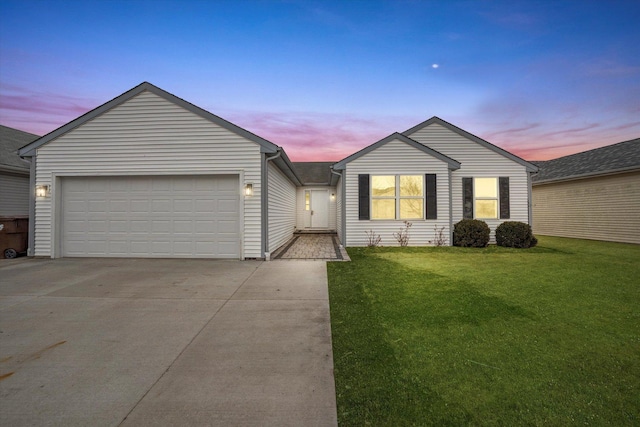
[62,175,240,258]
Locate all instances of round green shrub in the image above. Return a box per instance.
[495,221,538,248]
[453,219,490,247]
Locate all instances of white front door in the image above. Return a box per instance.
[310,190,329,228]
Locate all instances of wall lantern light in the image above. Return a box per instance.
[244,183,253,197]
[331,193,336,200]
[35,185,50,198]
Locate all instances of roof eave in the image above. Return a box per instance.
[532,166,640,185]
[18,82,280,157]
[334,132,461,170]
[0,164,30,175]
[271,148,303,186]
[403,116,538,172]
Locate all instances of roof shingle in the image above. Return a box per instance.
[0,125,39,173]
[532,138,640,183]
[291,162,336,185]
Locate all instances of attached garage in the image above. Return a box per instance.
[18,82,302,260]
[61,175,240,258]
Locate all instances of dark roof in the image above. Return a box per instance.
[531,138,640,184]
[0,125,39,174]
[333,132,461,171]
[403,116,538,172]
[292,162,336,185]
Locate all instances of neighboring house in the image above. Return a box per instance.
[0,125,39,216]
[18,82,538,259]
[333,119,538,246]
[532,138,640,244]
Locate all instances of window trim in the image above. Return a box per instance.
[474,177,498,219]
[371,175,425,220]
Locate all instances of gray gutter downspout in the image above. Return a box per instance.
[449,169,454,246]
[261,150,282,259]
[527,172,534,227]
[27,156,35,256]
[330,168,345,246]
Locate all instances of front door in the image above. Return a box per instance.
[310,190,329,228]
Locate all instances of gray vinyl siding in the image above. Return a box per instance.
[336,176,343,244]
[533,171,640,244]
[295,186,337,231]
[267,162,297,252]
[34,90,263,258]
[344,138,452,246]
[407,123,531,241]
[0,173,29,216]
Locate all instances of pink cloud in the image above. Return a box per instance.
[223,110,397,161]
[0,83,97,136]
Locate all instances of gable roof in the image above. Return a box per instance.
[1,125,39,174]
[333,132,461,171]
[18,82,281,157]
[292,162,336,185]
[531,137,640,184]
[403,116,539,173]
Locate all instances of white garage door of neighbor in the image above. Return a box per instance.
[62,175,240,258]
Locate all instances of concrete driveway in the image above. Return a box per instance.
[0,258,337,426]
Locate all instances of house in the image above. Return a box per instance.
[17,82,303,259]
[532,138,640,244]
[0,125,39,216]
[17,82,537,259]
[332,119,538,246]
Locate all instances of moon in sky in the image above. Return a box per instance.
[432,64,439,69]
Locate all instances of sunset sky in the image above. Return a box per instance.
[1,0,638,161]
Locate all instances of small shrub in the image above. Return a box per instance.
[365,230,382,247]
[453,219,490,247]
[393,221,412,247]
[428,225,447,246]
[496,221,538,248]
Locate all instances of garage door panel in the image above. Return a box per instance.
[130,200,149,212]
[174,221,193,233]
[130,241,149,254]
[152,199,171,212]
[62,175,240,258]
[174,199,193,213]
[219,199,239,213]
[130,220,149,232]
[130,179,151,191]
[109,200,128,213]
[88,220,106,232]
[151,220,171,233]
[107,220,126,233]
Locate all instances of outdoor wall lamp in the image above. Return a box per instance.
[35,185,50,198]
[331,193,336,200]
[244,183,253,196]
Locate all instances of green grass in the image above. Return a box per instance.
[327,236,640,426]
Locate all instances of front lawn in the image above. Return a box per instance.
[327,236,640,426]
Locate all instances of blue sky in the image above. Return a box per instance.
[1,0,639,161]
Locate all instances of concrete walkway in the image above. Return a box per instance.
[0,258,337,426]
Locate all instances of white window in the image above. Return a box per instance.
[371,175,424,220]
[474,177,498,219]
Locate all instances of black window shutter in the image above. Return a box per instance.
[358,174,370,220]
[499,177,510,219]
[425,174,437,219]
[463,177,473,219]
